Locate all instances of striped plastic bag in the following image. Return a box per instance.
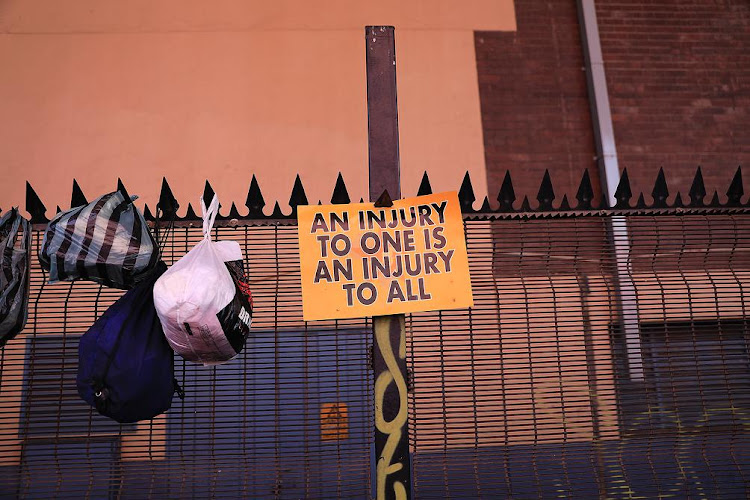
[0,208,31,346]
[39,190,159,289]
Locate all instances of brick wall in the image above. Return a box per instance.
[596,0,750,200]
[475,1,600,208]
[476,0,749,207]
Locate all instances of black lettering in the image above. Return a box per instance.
[387,280,406,303]
[432,201,448,224]
[330,212,349,231]
[372,256,389,279]
[388,209,399,228]
[361,232,381,255]
[382,231,401,252]
[330,234,351,257]
[316,235,330,257]
[418,205,434,225]
[423,228,432,250]
[404,254,422,277]
[399,207,417,228]
[311,213,328,233]
[403,229,415,251]
[366,210,387,229]
[314,261,332,283]
[418,277,432,299]
[424,252,439,274]
[438,249,455,272]
[392,255,403,278]
[362,257,370,279]
[357,283,377,305]
[405,279,418,300]
[332,259,352,281]
[432,226,447,249]
[342,283,356,306]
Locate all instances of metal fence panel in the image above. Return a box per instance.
[2,191,750,498]
[0,224,374,499]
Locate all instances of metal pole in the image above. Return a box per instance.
[577,0,643,380]
[365,25,412,500]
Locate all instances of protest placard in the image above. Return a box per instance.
[297,192,473,321]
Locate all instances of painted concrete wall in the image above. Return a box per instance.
[0,0,515,214]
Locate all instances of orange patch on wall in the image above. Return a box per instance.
[321,402,349,441]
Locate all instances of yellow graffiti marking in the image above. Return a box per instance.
[374,316,408,500]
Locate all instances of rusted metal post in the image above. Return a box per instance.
[365,25,411,500]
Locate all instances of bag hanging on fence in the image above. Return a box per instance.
[153,195,253,365]
[77,261,182,423]
[0,209,32,347]
[39,190,159,289]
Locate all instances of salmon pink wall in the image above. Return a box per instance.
[0,1,515,215]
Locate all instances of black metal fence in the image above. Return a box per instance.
[2,167,750,498]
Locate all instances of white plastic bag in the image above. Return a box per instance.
[153,195,252,365]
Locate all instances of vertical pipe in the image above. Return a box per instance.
[577,0,643,380]
[365,26,412,500]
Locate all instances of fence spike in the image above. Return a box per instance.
[203,180,217,206]
[418,172,433,196]
[228,202,242,219]
[158,177,180,219]
[710,190,721,206]
[117,178,130,201]
[458,172,476,212]
[575,169,594,210]
[497,171,516,211]
[559,194,571,211]
[536,170,555,210]
[331,173,350,204]
[726,166,743,206]
[184,203,199,220]
[359,197,364,203]
[651,167,669,208]
[143,204,155,222]
[614,168,632,208]
[520,195,531,212]
[25,182,48,223]
[246,175,266,216]
[56,205,62,214]
[289,174,308,215]
[635,193,646,209]
[271,201,284,218]
[688,167,706,207]
[673,192,684,208]
[479,196,491,212]
[71,179,88,208]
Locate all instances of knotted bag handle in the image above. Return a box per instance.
[200,195,220,240]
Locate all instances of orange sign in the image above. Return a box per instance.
[320,402,349,441]
[298,192,473,321]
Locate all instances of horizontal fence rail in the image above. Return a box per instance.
[1,167,749,498]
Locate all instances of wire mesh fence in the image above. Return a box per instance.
[0,223,374,498]
[2,168,750,498]
[408,214,750,498]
